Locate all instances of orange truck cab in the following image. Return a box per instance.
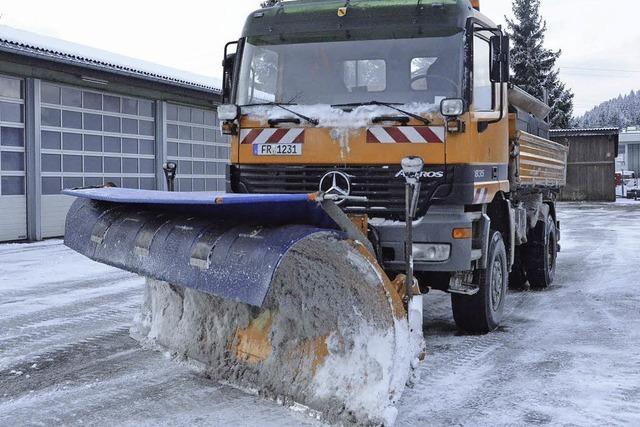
[217,0,567,333]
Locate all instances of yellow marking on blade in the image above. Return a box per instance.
[231,310,274,364]
[347,213,369,237]
[311,336,330,375]
[293,334,331,376]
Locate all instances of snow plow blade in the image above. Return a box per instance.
[63,189,337,306]
[63,188,422,425]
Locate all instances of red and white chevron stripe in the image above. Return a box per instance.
[366,126,445,144]
[473,187,490,204]
[240,128,305,145]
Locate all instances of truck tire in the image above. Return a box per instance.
[523,215,557,289]
[451,231,508,334]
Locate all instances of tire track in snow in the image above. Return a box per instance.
[0,329,322,427]
[417,289,531,380]
[0,242,67,257]
[0,277,143,329]
[0,270,136,300]
[398,290,532,424]
[0,303,140,367]
[0,327,136,397]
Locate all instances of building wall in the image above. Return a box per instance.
[628,144,640,175]
[39,82,161,237]
[551,133,617,202]
[0,74,27,241]
[166,103,227,192]
[619,130,640,174]
[0,70,227,242]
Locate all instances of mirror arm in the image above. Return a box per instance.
[222,40,239,104]
[485,82,505,125]
[485,29,508,126]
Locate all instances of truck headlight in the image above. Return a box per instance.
[413,244,451,262]
[218,104,240,121]
[440,98,464,117]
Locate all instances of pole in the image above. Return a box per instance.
[405,182,414,299]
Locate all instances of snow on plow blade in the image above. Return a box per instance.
[62,188,420,425]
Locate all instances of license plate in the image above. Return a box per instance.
[253,143,302,156]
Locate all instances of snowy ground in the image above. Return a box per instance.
[1,202,639,426]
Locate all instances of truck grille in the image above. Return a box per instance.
[231,165,442,220]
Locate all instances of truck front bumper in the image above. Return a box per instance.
[373,205,481,273]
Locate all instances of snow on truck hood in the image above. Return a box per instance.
[241,103,441,159]
[242,103,439,130]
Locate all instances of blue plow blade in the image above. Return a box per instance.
[62,188,343,307]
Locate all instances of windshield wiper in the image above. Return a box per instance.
[331,101,431,126]
[239,102,319,126]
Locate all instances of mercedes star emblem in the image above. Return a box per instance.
[319,171,351,204]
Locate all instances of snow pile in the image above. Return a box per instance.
[131,235,422,426]
[312,245,424,426]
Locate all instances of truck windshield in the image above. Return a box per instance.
[236,34,463,106]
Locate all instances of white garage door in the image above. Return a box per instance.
[166,103,228,192]
[0,75,27,242]
[39,82,157,238]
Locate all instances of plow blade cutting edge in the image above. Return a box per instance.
[63,188,423,425]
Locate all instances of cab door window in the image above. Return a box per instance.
[473,35,493,111]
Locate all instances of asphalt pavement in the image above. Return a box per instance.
[1,201,639,426]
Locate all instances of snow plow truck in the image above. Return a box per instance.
[63,0,568,424]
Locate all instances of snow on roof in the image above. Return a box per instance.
[550,127,620,137]
[0,25,221,93]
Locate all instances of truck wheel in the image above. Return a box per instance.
[451,231,508,334]
[524,215,557,289]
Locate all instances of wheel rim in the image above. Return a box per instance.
[490,257,504,311]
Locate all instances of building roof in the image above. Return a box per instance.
[0,25,221,94]
[550,127,620,138]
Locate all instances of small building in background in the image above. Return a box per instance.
[0,25,226,242]
[550,128,619,202]
[618,127,640,175]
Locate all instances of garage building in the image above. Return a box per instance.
[0,26,226,242]
[618,127,640,175]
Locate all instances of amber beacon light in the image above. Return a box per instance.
[470,0,480,10]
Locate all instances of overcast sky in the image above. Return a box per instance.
[1,0,639,115]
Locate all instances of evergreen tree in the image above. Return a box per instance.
[261,0,279,7]
[575,89,640,128]
[506,0,574,128]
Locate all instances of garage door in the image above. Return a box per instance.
[166,103,228,191]
[39,82,156,238]
[0,75,27,242]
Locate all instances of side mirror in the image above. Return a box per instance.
[222,53,236,70]
[490,35,510,83]
[222,41,239,103]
